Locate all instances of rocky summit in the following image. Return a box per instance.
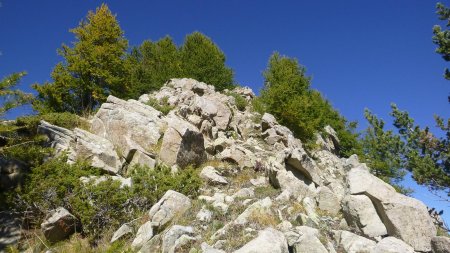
[12,78,448,252]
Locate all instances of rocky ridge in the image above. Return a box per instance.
[35,78,447,252]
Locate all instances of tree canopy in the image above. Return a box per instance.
[260,52,360,157]
[0,72,33,117]
[33,4,129,114]
[433,2,450,102]
[180,32,234,91]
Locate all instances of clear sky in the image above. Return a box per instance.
[1,1,449,224]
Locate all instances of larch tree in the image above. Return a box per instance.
[180,32,234,91]
[33,4,129,114]
[0,72,33,117]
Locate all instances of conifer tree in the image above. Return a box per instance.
[33,4,129,114]
[433,2,450,102]
[127,36,181,97]
[180,32,234,91]
[260,52,360,156]
[0,72,33,117]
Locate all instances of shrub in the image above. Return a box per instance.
[145,97,175,115]
[226,91,248,111]
[129,164,202,207]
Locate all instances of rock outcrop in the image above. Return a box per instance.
[19,78,444,252]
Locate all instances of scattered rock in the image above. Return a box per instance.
[38,120,75,155]
[233,188,255,199]
[161,225,195,253]
[200,166,228,185]
[128,149,156,169]
[201,242,226,253]
[132,221,155,250]
[372,237,414,253]
[342,194,387,238]
[250,177,266,187]
[41,207,79,243]
[111,224,133,243]
[196,206,213,223]
[333,230,376,253]
[148,190,192,228]
[234,228,289,253]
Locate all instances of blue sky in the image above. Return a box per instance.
[1,1,449,224]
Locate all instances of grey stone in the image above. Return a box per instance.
[128,149,156,169]
[200,166,228,185]
[148,190,191,228]
[41,207,79,243]
[159,113,206,168]
[110,224,133,243]
[73,128,122,174]
[161,225,195,253]
[234,228,289,253]
[38,120,75,155]
[316,186,340,216]
[80,175,131,188]
[91,95,164,158]
[333,230,376,253]
[431,236,450,253]
[201,242,226,253]
[342,194,387,238]
[132,221,154,250]
[372,237,414,253]
[347,167,436,251]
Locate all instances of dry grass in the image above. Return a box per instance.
[201,159,232,170]
[247,209,279,230]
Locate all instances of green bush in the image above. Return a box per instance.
[146,97,175,115]
[1,113,87,168]
[5,158,202,241]
[226,91,248,111]
[129,164,202,207]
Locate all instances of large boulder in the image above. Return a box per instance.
[285,226,328,253]
[91,95,164,159]
[219,145,256,169]
[285,148,322,186]
[41,207,79,243]
[234,228,289,253]
[159,113,206,168]
[333,230,376,253]
[347,167,436,251]
[431,236,450,253]
[316,186,340,216]
[148,190,192,229]
[372,237,414,253]
[341,194,387,238]
[267,159,316,200]
[72,128,122,174]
